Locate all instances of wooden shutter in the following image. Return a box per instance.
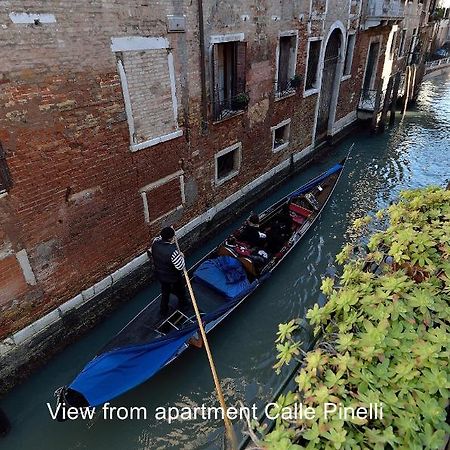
[235,41,247,95]
[278,37,291,90]
[211,43,221,116]
[0,143,12,192]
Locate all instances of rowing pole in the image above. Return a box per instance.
[174,236,238,450]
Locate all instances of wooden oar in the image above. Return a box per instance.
[174,236,237,450]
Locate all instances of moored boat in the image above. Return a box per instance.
[55,153,350,412]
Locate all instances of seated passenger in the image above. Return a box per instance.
[266,205,292,254]
[240,214,267,248]
[223,237,249,256]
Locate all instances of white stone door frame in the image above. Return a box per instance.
[311,20,347,143]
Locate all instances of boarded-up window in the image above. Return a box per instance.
[306,40,321,90]
[212,41,247,120]
[112,36,182,151]
[121,50,176,145]
[140,172,185,224]
[0,143,12,194]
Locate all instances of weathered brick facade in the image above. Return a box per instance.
[0,0,434,389]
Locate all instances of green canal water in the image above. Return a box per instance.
[1,73,449,450]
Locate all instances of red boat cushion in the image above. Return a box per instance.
[289,203,313,218]
[290,213,305,225]
[233,241,253,257]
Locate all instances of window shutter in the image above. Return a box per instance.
[0,143,12,192]
[212,43,220,114]
[278,37,291,89]
[235,41,247,95]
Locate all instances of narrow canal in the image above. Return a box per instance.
[2,73,449,450]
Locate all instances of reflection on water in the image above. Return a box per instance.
[2,74,450,450]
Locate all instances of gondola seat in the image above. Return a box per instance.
[289,203,312,225]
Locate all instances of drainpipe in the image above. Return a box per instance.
[197,0,208,133]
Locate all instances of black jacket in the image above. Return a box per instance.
[151,239,184,283]
[240,224,264,247]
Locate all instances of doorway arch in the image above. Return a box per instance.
[315,28,344,141]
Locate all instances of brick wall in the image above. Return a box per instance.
[0,256,27,306]
[0,0,428,342]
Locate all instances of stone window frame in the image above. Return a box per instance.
[304,37,323,97]
[209,33,247,123]
[111,36,183,152]
[342,32,356,80]
[214,142,242,186]
[274,30,299,101]
[271,119,291,153]
[139,170,185,224]
[360,36,382,95]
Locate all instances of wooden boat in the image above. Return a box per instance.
[55,154,349,411]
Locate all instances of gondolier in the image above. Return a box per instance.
[151,226,189,316]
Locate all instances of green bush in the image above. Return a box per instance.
[260,187,450,449]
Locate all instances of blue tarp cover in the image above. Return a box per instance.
[289,163,342,199]
[69,274,260,407]
[193,256,251,300]
[70,329,196,407]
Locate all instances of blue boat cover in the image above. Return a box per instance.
[193,256,251,300]
[69,273,261,407]
[289,163,342,199]
[70,328,196,407]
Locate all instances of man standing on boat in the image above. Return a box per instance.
[151,226,189,317]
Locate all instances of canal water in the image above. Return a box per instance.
[1,73,449,450]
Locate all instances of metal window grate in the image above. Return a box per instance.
[211,41,247,121]
[211,92,249,121]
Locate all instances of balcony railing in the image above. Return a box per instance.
[274,76,302,100]
[364,0,405,28]
[426,56,450,69]
[212,92,249,122]
[367,0,404,18]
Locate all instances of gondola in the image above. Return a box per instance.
[55,151,350,413]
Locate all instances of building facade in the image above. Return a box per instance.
[0,0,435,389]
